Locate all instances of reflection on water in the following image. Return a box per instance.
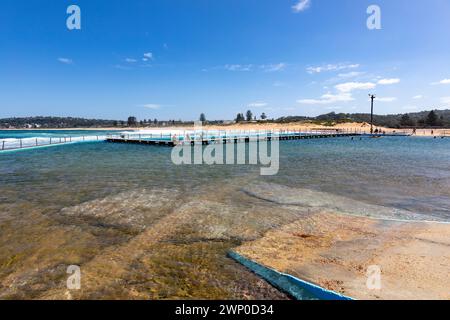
[0,136,449,299]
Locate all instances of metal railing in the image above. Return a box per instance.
[2,128,424,152]
[0,135,106,151]
[106,129,360,144]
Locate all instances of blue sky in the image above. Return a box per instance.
[1,0,450,120]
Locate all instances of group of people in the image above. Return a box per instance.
[171,132,196,143]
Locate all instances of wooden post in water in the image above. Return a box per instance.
[369,94,376,134]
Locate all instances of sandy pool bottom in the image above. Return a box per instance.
[1,179,448,300]
[235,211,450,300]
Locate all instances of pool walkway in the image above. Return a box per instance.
[106,131,361,147]
[0,135,107,153]
[0,129,417,152]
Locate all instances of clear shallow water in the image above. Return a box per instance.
[0,133,449,299]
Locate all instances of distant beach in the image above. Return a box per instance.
[3,122,448,137]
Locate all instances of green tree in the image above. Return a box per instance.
[246,110,253,121]
[236,113,245,122]
[260,112,267,120]
[400,114,415,127]
[425,111,438,126]
[199,113,206,123]
[127,116,137,127]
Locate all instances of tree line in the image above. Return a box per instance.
[280,109,450,128]
[1,109,449,129]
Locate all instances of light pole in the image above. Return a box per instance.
[369,94,376,134]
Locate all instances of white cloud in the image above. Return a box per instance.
[307,63,360,74]
[335,82,376,93]
[292,0,311,13]
[58,58,73,64]
[297,92,354,105]
[299,80,378,105]
[125,58,137,63]
[224,63,285,72]
[261,63,286,72]
[412,95,423,99]
[143,52,153,60]
[377,97,397,102]
[377,78,400,85]
[432,79,450,85]
[141,104,161,110]
[224,64,253,71]
[248,102,268,108]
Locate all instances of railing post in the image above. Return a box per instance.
[2,141,4,150]
[20,139,22,148]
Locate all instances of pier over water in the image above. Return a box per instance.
[0,129,415,152]
[105,129,362,147]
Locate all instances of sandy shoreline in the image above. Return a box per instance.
[2,122,448,137]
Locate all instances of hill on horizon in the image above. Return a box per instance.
[1,109,449,129]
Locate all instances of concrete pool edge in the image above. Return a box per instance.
[228,250,354,301]
[0,139,105,154]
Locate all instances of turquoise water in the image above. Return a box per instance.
[0,129,125,150]
[0,132,449,299]
[0,129,122,139]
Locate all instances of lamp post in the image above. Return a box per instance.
[369,94,376,134]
